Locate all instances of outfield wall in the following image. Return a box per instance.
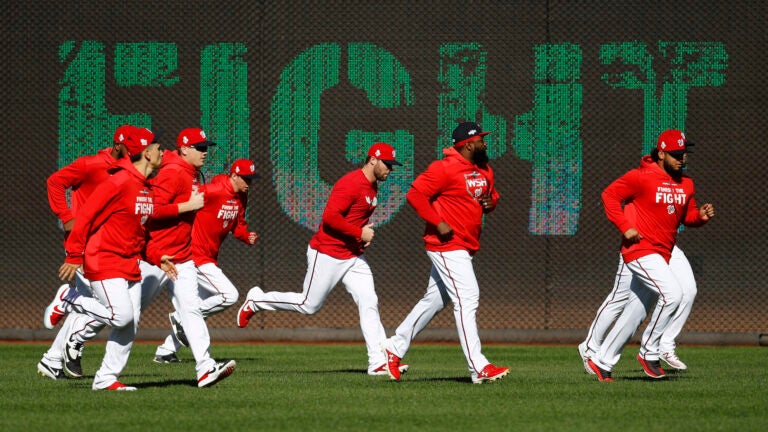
[2,1,766,343]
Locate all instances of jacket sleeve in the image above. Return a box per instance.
[232,192,255,243]
[149,171,181,218]
[64,182,121,265]
[682,194,707,227]
[321,181,363,239]
[47,158,88,224]
[601,170,638,235]
[407,161,445,226]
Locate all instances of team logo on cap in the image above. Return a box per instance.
[468,129,478,136]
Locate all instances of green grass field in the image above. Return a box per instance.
[0,342,765,431]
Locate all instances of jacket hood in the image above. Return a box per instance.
[107,155,145,181]
[160,149,197,176]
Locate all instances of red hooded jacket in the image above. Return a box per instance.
[191,174,254,266]
[64,158,157,281]
[602,156,706,263]
[407,147,499,254]
[47,148,117,229]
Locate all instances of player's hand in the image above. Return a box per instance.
[62,219,75,232]
[623,228,642,244]
[478,195,496,213]
[160,255,177,281]
[361,223,375,244]
[248,232,258,245]
[436,221,454,242]
[58,262,81,281]
[178,191,205,213]
[700,203,715,221]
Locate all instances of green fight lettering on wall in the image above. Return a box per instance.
[600,41,727,154]
[58,41,249,180]
[439,42,583,235]
[271,43,414,231]
[57,40,727,235]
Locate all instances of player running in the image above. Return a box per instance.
[586,130,715,382]
[153,159,259,363]
[236,143,406,376]
[382,122,509,384]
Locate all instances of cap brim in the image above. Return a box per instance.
[381,160,403,166]
[151,129,164,143]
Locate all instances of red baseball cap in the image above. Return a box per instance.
[114,125,135,145]
[367,142,402,165]
[657,130,695,154]
[124,127,158,156]
[176,127,217,148]
[230,159,259,179]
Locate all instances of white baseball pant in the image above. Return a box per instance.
[165,260,216,379]
[581,246,696,357]
[42,261,169,371]
[385,250,490,375]
[155,262,239,356]
[249,246,387,371]
[67,277,141,390]
[592,253,684,371]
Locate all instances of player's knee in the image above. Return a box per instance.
[300,303,322,315]
[221,291,239,308]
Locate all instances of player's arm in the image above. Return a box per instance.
[478,166,500,214]
[682,195,714,227]
[47,158,88,228]
[407,162,446,226]
[601,170,639,237]
[321,182,366,240]
[60,182,120,280]
[232,194,257,245]
[150,172,203,219]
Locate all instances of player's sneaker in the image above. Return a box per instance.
[369,363,409,376]
[236,286,264,328]
[661,351,688,370]
[471,364,510,384]
[637,354,666,379]
[586,359,614,382]
[37,360,63,380]
[578,342,595,375]
[198,359,237,388]
[101,381,137,391]
[169,312,189,347]
[153,353,181,364]
[385,349,403,381]
[63,339,84,378]
[43,284,71,329]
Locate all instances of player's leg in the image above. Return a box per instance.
[197,263,240,317]
[659,245,696,369]
[429,249,502,381]
[630,255,684,362]
[340,255,388,372]
[386,263,448,359]
[592,280,656,372]
[90,279,140,390]
[249,247,344,314]
[167,260,216,380]
[581,253,633,358]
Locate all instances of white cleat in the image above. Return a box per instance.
[661,351,688,370]
[578,342,595,375]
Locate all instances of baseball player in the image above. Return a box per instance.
[236,143,408,376]
[579,241,696,374]
[38,125,131,380]
[39,126,203,380]
[587,130,715,382]
[146,127,236,387]
[153,159,259,363]
[383,122,509,384]
[56,126,166,390]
